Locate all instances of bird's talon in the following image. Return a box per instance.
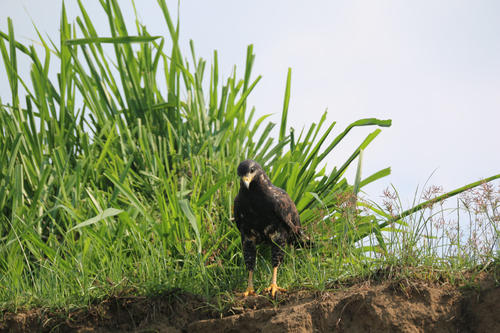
[241,287,256,297]
[265,283,286,297]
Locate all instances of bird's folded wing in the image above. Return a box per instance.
[270,187,301,234]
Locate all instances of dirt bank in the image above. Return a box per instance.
[1,273,498,332]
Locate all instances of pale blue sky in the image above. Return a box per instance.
[2,0,499,205]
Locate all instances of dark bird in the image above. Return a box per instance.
[233,159,305,297]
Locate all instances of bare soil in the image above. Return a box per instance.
[1,273,498,333]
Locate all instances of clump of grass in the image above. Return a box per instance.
[364,179,500,281]
[0,0,393,309]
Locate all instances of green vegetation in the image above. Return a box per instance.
[1,0,498,311]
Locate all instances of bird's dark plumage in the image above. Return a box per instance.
[233,159,304,296]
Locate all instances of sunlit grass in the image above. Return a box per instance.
[0,0,498,311]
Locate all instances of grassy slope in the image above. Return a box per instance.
[0,0,498,311]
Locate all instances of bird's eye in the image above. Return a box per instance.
[250,167,255,173]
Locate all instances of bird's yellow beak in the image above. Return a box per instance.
[242,174,253,189]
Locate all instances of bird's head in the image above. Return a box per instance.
[237,160,264,189]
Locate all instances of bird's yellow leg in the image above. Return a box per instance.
[265,266,286,297]
[242,270,256,297]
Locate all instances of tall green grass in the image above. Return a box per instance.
[0,0,498,309]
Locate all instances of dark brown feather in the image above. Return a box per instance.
[234,160,303,270]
